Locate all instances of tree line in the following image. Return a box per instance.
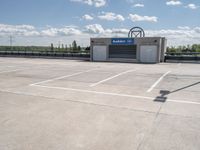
[0,40,90,54]
[167,44,200,53]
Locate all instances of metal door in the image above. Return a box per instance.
[93,46,107,61]
[140,45,158,63]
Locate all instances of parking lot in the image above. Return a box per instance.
[0,57,200,150]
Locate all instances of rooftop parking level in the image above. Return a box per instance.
[0,57,200,150]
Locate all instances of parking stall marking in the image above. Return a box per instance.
[147,71,171,93]
[30,68,97,86]
[0,69,25,74]
[90,69,137,87]
[31,84,200,105]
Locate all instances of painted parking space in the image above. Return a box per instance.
[0,57,200,150]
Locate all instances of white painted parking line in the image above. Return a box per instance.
[30,68,97,86]
[31,84,200,105]
[90,69,137,87]
[167,99,200,105]
[0,69,24,74]
[32,84,155,100]
[147,71,171,93]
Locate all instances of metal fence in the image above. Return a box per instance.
[1,50,200,61]
[165,52,200,61]
[0,50,90,58]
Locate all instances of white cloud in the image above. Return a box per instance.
[70,0,106,7]
[83,26,130,37]
[0,24,39,36]
[177,26,190,30]
[98,12,125,21]
[41,27,82,36]
[41,28,58,36]
[133,3,144,7]
[60,27,82,35]
[146,28,200,46]
[110,28,129,34]
[166,1,182,6]
[84,24,105,34]
[194,27,200,33]
[84,25,200,46]
[82,14,94,20]
[83,25,200,46]
[15,25,35,30]
[186,4,198,9]
[0,24,82,37]
[129,14,158,22]
[1,23,200,47]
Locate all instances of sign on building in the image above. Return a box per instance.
[111,38,134,45]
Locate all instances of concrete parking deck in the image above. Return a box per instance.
[0,57,200,150]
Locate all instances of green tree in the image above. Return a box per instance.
[72,40,77,51]
[77,46,81,52]
[65,44,68,52]
[168,46,176,53]
[51,43,54,51]
[61,44,64,51]
[69,44,72,52]
[85,46,90,54]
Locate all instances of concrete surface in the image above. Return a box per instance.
[0,57,200,150]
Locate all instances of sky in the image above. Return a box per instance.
[0,0,200,47]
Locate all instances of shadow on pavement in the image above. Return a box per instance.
[154,81,200,102]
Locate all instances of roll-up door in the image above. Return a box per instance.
[109,45,137,59]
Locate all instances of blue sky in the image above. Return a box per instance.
[0,0,200,46]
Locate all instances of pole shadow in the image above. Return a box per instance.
[154,81,200,103]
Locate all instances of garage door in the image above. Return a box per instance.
[140,45,158,63]
[109,45,137,59]
[93,46,107,61]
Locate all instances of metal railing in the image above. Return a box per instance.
[0,50,90,58]
[165,52,200,56]
[165,52,200,61]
